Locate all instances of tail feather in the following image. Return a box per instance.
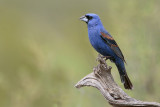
[115,58,133,90]
[121,73,133,90]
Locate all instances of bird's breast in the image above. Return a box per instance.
[88,28,116,57]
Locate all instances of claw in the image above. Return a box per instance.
[104,56,112,60]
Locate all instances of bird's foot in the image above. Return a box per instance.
[104,56,112,61]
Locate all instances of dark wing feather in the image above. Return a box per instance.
[100,32,126,63]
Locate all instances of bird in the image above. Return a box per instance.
[80,13,133,89]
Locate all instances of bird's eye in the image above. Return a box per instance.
[86,15,93,20]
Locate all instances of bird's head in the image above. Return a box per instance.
[80,13,102,26]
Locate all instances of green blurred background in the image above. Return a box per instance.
[0,0,160,107]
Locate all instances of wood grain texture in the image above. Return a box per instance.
[75,54,160,107]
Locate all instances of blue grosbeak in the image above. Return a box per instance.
[80,13,133,89]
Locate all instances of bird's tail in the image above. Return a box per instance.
[120,73,133,89]
[115,59,133,90]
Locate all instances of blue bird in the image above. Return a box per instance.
[80,13,133,89]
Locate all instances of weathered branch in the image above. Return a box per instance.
[75,54,160,107]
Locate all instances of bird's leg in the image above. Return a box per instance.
[104,56,112,61]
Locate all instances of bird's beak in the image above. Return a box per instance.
[80,15,88,22]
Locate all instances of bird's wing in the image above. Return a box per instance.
[100,32,126,63]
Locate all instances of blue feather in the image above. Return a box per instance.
[80,13,133,89]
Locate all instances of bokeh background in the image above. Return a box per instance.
[0,0,160,107]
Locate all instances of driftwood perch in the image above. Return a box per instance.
[75,54,160,107]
